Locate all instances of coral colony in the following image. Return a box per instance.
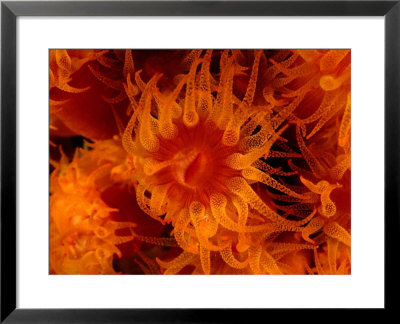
[49,49,350,275]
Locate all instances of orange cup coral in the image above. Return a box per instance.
[50,49,351,275]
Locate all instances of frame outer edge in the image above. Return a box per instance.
[1,2,17,323]
[0,0,398,322]
[385,1,400,311]
[2,1,398,16]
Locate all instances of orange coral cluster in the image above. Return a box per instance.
[49,49,351,275]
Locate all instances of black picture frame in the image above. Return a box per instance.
[1,0,399,322]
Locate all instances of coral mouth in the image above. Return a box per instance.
[174,148,211,188]
[184,151,205,184]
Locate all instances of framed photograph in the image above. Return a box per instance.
[1,0,398,322]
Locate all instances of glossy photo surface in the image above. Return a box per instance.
[49,49,351,275]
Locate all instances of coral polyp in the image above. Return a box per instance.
[49,140,136,274]
[119,50,317,274]
[49,49,351,275]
